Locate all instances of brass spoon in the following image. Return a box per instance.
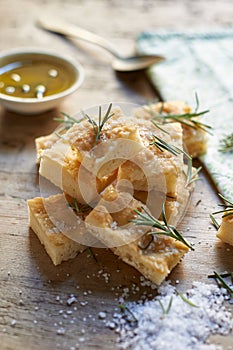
[37,17,165,72]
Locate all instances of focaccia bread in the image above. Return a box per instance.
[28,194,86,265]
[35,100,207,164]
[30,103,198,283]
[39,141,117,204]
[216,214,233,246]
[61,113,183,197]
[35,132,60,164]
[85,186,189,285]
[134,100,207,158]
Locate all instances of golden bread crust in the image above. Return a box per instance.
[217,214,233,246]
[28,195,85,265]
[85,186,189,285]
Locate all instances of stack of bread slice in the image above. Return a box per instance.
[28,101,207,285]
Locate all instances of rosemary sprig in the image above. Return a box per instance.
[212,193,233,218]
[119,303,138,323]
[176,290,199,308]
[86,247,98,262]
[209,214,220,230]
[150,135,182,156]
[83,103,114,145]
[158,296,173,315]
[150,134,201,187]
[54,112,82,130]
[208,271,233,297]
[185,157,202,187]
[150,94,212,134]
[68,198,90,214]
[151,120,170,135]
[131,205,194,251]
[219,133,233,153]
[208,272,233,281]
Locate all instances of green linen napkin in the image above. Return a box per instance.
[137,30,233,199]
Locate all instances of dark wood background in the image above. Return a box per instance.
[0,1,232,349]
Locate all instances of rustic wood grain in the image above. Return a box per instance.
[0,1,233,349]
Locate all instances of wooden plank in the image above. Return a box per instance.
[0,1,232,349]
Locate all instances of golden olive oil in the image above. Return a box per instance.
[0,58,76,98]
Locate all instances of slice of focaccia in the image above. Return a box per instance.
[132,169,193,227]
[63,114,145,178]
[35,132,60,164]
[63,111,184,197]
[85,186,189,285]
[39,141,117,204]
[216,214,233,246]
[134,100,207,158]
[28,194,86,265]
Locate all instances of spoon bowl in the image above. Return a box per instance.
[112,55,164,72]
[37,17,165,72]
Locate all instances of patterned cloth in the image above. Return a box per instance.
[137,30,233,199]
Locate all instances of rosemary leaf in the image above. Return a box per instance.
[219,133,233,153]
[130,205,194,251]
[212,193,233,217]
[86,247,98,262]
[185,157,202,187]
[54,112,83,130]
[119,304,138,323]
[208,272,232,279]
[158,296,173,315]
[149,93,212,134]
[210,271,233,297]
[83,103,114,145]
[151,120,170,135]
[68,198,90,214]
[176,290,199,308]
[209,214,220,230]
[150,135,181,156]
[150,133,200,187]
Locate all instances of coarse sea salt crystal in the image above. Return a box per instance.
[114,282,232,350]
[66,296,77,306]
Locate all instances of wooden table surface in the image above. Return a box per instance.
[0,1,233,349]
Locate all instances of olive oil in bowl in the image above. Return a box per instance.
[0,49,84,114]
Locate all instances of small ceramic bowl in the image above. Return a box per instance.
[0,48,84,114]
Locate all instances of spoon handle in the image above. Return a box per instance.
[37,17,121,58]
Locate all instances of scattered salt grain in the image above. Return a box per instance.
[106,321,116,330]
[10,320,16,327]
[57,328,65,335]
[115,281,232,350]
[66,296,77,306]
[98,311,107,320]
[80,301,88,307]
